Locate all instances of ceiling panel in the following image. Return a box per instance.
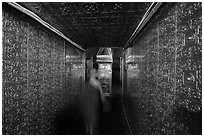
[18,2,152,57]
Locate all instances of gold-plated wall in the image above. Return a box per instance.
[123,3,202,134]
[2,4,85,135]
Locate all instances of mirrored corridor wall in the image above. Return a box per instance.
[2,4,85,134]
[123,3,202,135]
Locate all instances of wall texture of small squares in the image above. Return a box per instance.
[2,4,85,135]
[123,2,202,135]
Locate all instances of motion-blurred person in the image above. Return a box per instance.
[79,64,106,135]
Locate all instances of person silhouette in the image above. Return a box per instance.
[79,64,106,134]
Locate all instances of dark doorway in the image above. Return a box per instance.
[112,58,121,95]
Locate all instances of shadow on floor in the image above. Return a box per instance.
[99,95,130,135]
[54,103,86,135]
[54,93,129,135]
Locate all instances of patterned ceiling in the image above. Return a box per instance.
[18,2,152,58]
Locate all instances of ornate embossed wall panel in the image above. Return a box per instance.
[2,4,85,135]
[123,2,201,135]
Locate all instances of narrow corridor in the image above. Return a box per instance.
[2,2,202,135]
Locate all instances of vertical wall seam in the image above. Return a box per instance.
[157,25,159,101]
[26,22,29,134]
[174,4,178,115]
[121,100,133,135]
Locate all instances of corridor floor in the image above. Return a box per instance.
[99,95,130,135]
[55,86,130,135]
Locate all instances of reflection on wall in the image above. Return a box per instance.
[126,56,143,98]
[2,5,85,135]
[65,52,85,95]
[123,3,202,135]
